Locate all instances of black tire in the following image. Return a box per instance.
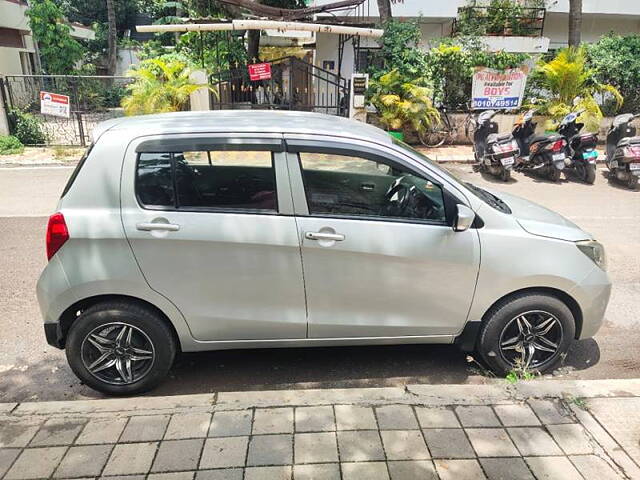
[548,167,562,182]
[477,293,575,376]
[66,301,177,395]
[627,174,639,190]
[577,162,596,184]
[500,168,511,182]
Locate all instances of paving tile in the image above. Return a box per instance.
[75,418,127,445]
[102,441,158,476]
[208,411,252,437]
[494,404,540,427]
[434,459,486,480]
[466,428,519,457]
[508,427,563,456]
[29,418,85,446]
[527,399,573,424]
[480,458,535,480]
[99,475,146,480]
[5,447,67,480]
[380,430,430,460]
[334,405,377,430]
[569,455,622,480]
[147,472,195,480]
[336,430,384,462]
[165,413,211,440]
[244,466,291,480]
[547,423,594,455]
[195,468,243,480]
[415,407,460,429]
[525,456,583,480]
[54,444,112,478]
[0,419,42,448]
[294,406,335,432]
[151,439,204,472]
[0,449,21,478]
[119,415,170,442]
[387,460,437,480]
[199,437,248,469]
[341,462,389,480]
[252,408,293,434]
[376,405,418,430]
[422,428,475,459]
[246,434,292,466]
[293,463,340,480]
[294,432,338,464]
[455,406,500,427]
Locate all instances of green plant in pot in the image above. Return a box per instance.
[368,69,441,142]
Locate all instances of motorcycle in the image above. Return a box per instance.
[557,110,598,184]
[606,113,640,190]
[512,109,567,182]
[471,110,520,182]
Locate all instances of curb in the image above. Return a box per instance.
[2,379,639,417]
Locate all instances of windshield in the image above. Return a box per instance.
[392,139,512,214]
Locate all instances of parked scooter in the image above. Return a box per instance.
[606,113,640,190]
[557,110,598,184]
[512,109,568,182]
[471,110,520,182]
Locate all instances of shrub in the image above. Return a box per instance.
[0,135,25,155]
[9,109,48,145]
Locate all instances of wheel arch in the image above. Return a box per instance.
[58,294,181,351]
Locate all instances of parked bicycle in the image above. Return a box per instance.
[419,104,474,148]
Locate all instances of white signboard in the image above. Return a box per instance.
[40,91,70,118]
[472,66,528,110]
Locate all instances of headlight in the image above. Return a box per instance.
[577,240,606,271]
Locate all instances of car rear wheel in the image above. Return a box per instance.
[66,301,177,395]
[477,293,575,376]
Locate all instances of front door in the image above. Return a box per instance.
[286,137,480,338]
[120,136,307,342]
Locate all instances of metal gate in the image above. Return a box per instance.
[210,56,350,117]
[1,75,132,146]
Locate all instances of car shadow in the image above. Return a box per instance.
[478,169,518,184]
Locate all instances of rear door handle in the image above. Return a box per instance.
[305,231,345,242]
[136,222,180,232]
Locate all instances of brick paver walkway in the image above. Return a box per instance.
[1,381,639,479]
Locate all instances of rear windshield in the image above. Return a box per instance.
[61,144,93,198]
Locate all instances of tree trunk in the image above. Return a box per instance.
[377,0,392,23]
[568,0,582,47]
[106,0,117,75]
[246,0,261,63]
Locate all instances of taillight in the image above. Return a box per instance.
[624,146,640,158]
[46,212,69,260]
[547,140,565,152]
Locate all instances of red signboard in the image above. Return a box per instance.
[40,91,70,118]
[248,62,272,81]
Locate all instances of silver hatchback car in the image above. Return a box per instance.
[37,111,611,395]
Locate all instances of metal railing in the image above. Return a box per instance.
[453,6,546,37]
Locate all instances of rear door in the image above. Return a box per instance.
[120,134,307,342]
[285,135,481,339]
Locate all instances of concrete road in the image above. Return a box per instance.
[0,164,638,402]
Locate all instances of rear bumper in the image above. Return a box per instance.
[36,255,75,349]
[44,323,64,349]
[570,266,612,340]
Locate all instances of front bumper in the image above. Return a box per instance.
[570,266,612,339]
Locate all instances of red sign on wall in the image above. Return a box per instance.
[248,62,272,81]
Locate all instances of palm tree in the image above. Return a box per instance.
[121,58,212,115]
[568,0,582,47]
[106,0,117,75]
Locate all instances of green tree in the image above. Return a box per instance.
[26,0,85,74]
[588,33,640,114]
[530,47,622,131]
[121,56,211,115]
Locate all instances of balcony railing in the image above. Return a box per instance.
[453,6,546,37]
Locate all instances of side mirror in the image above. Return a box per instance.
[453,204,475,232]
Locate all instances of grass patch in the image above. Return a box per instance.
[0,135,25,155]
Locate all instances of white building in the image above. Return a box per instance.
[0,0,94,75]
[312,0,640,78]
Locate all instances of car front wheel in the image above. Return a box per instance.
[66,301,177,395]
[477,293,575,376]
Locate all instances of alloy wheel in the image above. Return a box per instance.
[81,322,155,385]
[498,310,563,370]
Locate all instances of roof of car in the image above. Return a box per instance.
[94,110,393,145]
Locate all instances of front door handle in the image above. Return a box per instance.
[305,231,345,242]
[136,222,180,232]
